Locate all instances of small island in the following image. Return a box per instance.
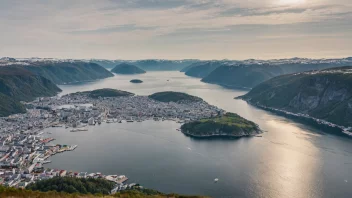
[76,88,134,98]
[130,79,143,83]
[181,112,261,138]
[111,63,146,75]
[149,91,202,103]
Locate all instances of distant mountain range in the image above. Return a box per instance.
[91,59,199,71]
[0,58,113,84]
[180,57,352,89]
[238,67,352,129]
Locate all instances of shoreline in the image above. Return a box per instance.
[181,129,262,139]
[239,99,352,137]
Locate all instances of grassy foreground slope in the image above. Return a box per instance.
[0,187,207,198]
[0,177,208,198]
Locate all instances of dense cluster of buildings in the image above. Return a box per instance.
[30,93,223,128]
[0,92,223,192]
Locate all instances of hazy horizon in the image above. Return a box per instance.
[1,0,351,60]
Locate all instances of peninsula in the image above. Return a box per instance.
[111,63,146,75]
[181,112,261,138]
[149,91,202,103]
[82,88,134,98]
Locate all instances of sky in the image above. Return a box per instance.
[0,0,351,60]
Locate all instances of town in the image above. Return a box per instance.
[0,91,224,193]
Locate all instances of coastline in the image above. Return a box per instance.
[181,128,262,139]
[199,79,252,90]
[238,99,352,137]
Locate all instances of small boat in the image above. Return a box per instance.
[70,128,88,132]
[214,178,219,183]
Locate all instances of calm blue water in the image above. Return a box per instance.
[44,72,352,198]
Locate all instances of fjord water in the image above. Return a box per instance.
[45,72,352,198]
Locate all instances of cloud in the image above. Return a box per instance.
[68,24,157,34]
[0,0,351,59]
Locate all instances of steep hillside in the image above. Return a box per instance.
[181,61,207,72]
[238,67,352,128]
[0,93,26,117]
[18,61,113,84]
[0,67,61,116]
[0,67,62,102]
[111,63,146,75]
[202,64,283,89]
[185,62,223,78]
[202,62,352,88]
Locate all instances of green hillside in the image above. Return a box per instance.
[17,61,113,84]
[181,112,261,137]
[0,93,26,117]
[201,63,350,89]
[149,91,202,103]
[0,67,61,116]
[238,67,352,127]
[0,177,208,198]
[111,63,146,75]
[86,88,134,98]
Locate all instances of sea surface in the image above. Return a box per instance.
[44,72,352,198]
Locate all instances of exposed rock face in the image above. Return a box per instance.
[238,67,352,127]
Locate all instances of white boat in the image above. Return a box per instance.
[214,178,219,182]
[70,128,88,132]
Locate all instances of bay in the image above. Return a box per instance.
[44,72,352,198]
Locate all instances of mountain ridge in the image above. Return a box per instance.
[111,63,146,75]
